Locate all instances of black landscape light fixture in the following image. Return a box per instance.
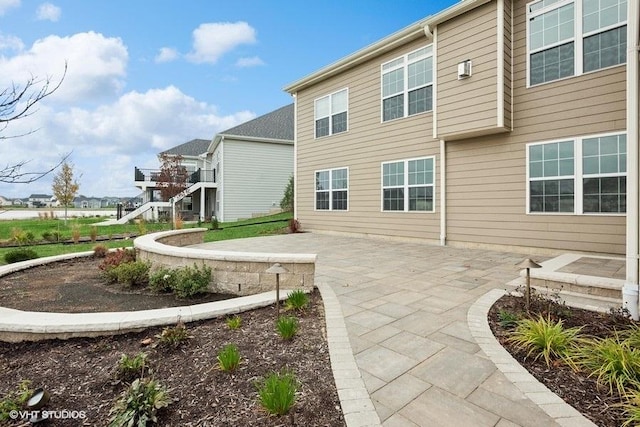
[518,258,542,312]
[266,263,288,318]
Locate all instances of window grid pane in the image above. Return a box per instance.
[583,26,627,72]
[383,158,433,212]
[315,90,349,138]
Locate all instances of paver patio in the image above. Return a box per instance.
[194,233,566,426]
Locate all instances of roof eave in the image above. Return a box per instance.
[283,0,492,94]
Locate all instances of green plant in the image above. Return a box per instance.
[508,315,582,367]
[621,389,640,426]
[90,226,98,242]
[171,264,211,298]
[571,335,640,396]
[155,323,190,348]
[226,315,242,330]
[280,174,294,212]
[117,352,148,381]
[210,217,219,230]
[71,224,81,244]
[276,316,298,340]
[42,230,56,242]
[137,219,147,235]
[217,344,241,372]
[99,248,136,281]
[0,380,33,421]
[108,378,171,427]
[113,261,151,287]
[497,310,520,329]
[256,370,298,415]
[148,268,177,293]
[4,248,39,264]
[285,290,309,312]
[93,244,109,258]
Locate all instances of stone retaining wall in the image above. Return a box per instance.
[134,228,316,296]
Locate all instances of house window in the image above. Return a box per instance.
[527,0,626,86]
[315,168,348,211]
[382,157,434,212]
[527,132,626,214]
[381,46,433,122]
[315,89,348,138]
[582,134,626,213]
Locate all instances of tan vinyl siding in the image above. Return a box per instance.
[444,1,626,254]
[436,1,504,139]
[222,140,293,222]
[296,37,441,242]
[503,0,513,130]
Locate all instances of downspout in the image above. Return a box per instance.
[219,136,225,222]
[292,94,298,219]
[624,0,640,320]
[440,139,446,246]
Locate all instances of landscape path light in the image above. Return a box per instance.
[518,258,542,313]
[266,263,288,318]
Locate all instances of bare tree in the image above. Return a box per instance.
[51,161,80,224]
[156,153,189,202]
[0,63,69,183]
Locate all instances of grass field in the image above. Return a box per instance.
[0,212,293,265]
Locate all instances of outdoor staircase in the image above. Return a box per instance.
[106,202,170,225]
[505,253,625,313]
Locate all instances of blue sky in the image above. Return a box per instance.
[0,0,457,199]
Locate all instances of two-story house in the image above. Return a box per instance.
[130,104,294,223]
[285,0,636,258]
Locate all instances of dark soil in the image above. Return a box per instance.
[0,258,233,313]
[0,289,345,426]
[489,294,636,427]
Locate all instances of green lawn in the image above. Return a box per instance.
[0,212,293,265]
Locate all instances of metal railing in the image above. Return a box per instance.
[134,167,216,184]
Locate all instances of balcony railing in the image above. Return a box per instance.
[135,167,216,184]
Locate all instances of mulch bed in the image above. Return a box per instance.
[0,257,344,425]
[489,293,636,427]
[0,289,345,426]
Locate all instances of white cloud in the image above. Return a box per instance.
[36,2,60,22]
[0,0,20,16]
[0,31,128,104]
[0,86,255,198]
[235,56,265,67]
[0,34,24,51]
[187,21,256,64]
[155,47,178,63]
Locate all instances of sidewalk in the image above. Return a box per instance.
[195,233,584,427]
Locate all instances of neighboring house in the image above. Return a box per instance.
[132,104,293,222]
[284,0,634,256]
[28,194,53,208]
[0,196,11,206]
[73,196,103,209]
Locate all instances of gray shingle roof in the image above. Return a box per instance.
[220,104,294,141]
[161,138,210,157]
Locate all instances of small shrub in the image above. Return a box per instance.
[211,217,219,230]
[155,323,190,348]
[113,261,151,287]
[99,248,136,272]
[285,290,309,312]
[42,231,55,242]
[217,344,241,372]
[93,244,109,258]
[137,219,147,235]
[226,315,242,330]
[171,264,211,298]
[148,268,177,293]
[174,214,183,230]
[0,380,33,421]
[508,315,582,367]
[4,248,39,264]
[11,228,32,246]
[287,218,301,234]
[497,310,520,329]
[108,378,171,427]
[90,226,98,242]
[276,316,298,340]
[571,335,640,396]
[71,225,81,244]
[117,352,148,381]
[24,231,35,243]
[256,370,298,415]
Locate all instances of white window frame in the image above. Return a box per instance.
[526,0,627,87]
[314,88,349,139]
[380,156,436,213]
[314,167,349,211]
[526,131,627,215]
[380,46,433,122]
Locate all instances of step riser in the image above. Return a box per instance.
[530,277,620,300]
